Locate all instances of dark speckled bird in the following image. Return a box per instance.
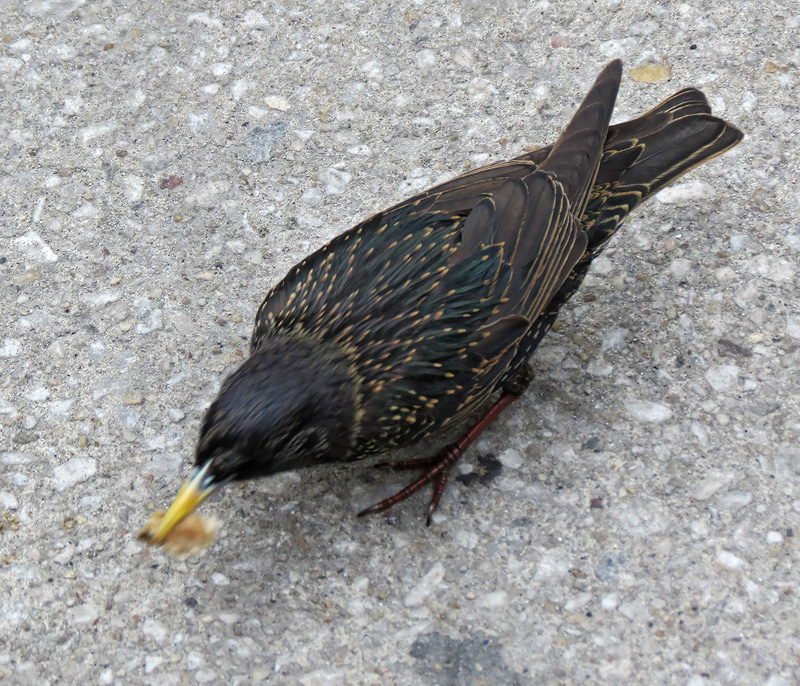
[151,59,742,540]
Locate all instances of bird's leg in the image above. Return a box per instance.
[358,366,533,525]
[357,394,518,524]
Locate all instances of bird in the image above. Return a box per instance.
[149,59,742,542]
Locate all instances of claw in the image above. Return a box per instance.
[357,392,520,522]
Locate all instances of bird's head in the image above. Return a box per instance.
[150,336,359,542]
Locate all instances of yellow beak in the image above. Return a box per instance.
[151,461,217,543]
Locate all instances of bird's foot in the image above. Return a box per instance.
[357,391,521,524]
[357,443,463,525]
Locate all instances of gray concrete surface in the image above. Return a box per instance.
[1,1,798,684]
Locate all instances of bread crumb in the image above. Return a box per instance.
[138,511,219,558]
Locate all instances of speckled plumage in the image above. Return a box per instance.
[184,60,742,524]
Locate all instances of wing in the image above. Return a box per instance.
[252,166,597,449]
[409,60,622,430]
[250,169,587,451]
[251,60,627,453]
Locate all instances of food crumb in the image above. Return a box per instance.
[138,511,219,558]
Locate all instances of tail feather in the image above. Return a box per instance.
[508,70,743,364]
[604,87,712,146]
[584,111,743,254]
[517,86,742,242]
[600,113,743,192]
[537,59,622,218]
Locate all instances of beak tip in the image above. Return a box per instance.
[143,463,217,545]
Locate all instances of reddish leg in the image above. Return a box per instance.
[357,392,519,525]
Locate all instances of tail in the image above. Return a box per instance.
[537,59,623,219]
[520,86,743,258]
[583,88,743,253]
[510,72,742,359]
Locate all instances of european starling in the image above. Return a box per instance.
[149,59,742,541]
